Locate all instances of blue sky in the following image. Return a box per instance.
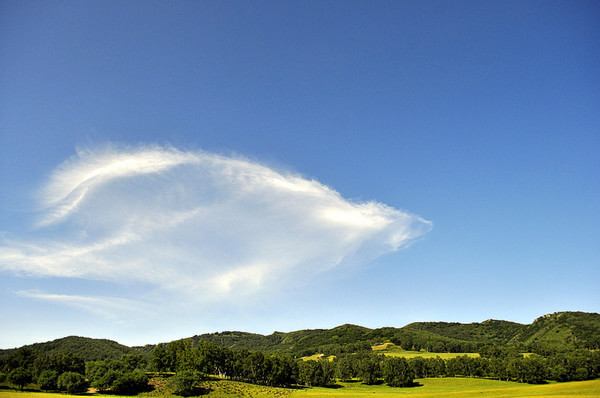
[1,1,598,349]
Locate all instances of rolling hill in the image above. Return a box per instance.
[1,311,598,360]
[0,336,137,362]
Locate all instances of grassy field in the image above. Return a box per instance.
[301,354,336,361]
[1,378,599,398]
[372,343,480,359]
[291,378,600,397]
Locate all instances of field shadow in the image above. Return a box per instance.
[173,386,212,396]
[391,381,423,388]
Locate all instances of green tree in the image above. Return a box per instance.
[169,369,200,396]
[574,367,589,381]
[297,359,333,387]
[489,357,509,381]
[383,357,414,387]
[521,355,547,384]
[112,370,149,395]
[34,353,86,378]
[123,354,147,372]
[317,359,335,387]
[266,355,297,387]
[97,369,121,391]
[429,356,446,377]
[357,355,380,385]
[8,367,32,390]
[37,370,59,391]
[86,359,124,390]
[297,360,313,386]
[550,365,569,382]
[151,344,170,372]
[243,351,266,384]
[57,371,88,394]
[335,355,355,381]
[408,357,427,378]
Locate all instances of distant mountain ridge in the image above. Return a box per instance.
[1,311,598,359]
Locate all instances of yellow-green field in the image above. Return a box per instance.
[301,343,479,361]
[1,378,599,398]
[291,378,600,397]
[372,343,479,359]
[301,354,336,361]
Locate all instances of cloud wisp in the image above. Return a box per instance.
[15,289,148,322]
[0,145,431,315]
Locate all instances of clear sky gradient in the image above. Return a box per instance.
[1,1,598,349]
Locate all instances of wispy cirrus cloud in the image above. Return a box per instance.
[15,289,148,322]
[0,145,431,317]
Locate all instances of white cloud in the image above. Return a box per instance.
[0,145,431,316]
[15,289,148,322]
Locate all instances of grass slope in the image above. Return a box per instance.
[290,378,600,397]
[3,378,599,398]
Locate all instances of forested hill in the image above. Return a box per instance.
[512,312,600,349]
[0,336,136,362]
[190,324,373,355]
[1,312,599,359]
[400,319,527,345]
[188,312,600,355]
[401,312,600,349]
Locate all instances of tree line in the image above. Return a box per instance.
[2,338,599,395]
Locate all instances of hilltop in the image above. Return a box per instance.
[0,336,137,362]
[1,311,598,359]
[187,311,599,356]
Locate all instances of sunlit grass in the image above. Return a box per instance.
[302,354,336,361]
[372,343,479,359]
[290,378,600,397]
[1,378,599,398]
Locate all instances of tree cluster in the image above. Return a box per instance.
[150,340,300,387]
[389,331,480,353]
[148,340,414,388]
[86,354,150,394]
[0,349,89,392]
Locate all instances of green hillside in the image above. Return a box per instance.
[511,311,600,350]
[401,319,526,344]
[1,311,598,360]
[185,312,600,355]
[0,336,136,362]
